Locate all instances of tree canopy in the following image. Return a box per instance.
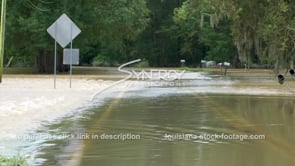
[174,0,295,71]
[3,0,295,72]
[5,0,149,72]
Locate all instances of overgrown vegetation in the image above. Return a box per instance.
[0,155,27,166]
[174,0,295,72]
[3,0,295,73]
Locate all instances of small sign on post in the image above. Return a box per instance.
[223,62,230,76]
[63,49,79,65]
[180,59,185,67]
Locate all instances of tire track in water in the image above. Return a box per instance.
[66,78,295,165]
[66,90,126,166]
[193,93,295,165]
[65,60,140,165]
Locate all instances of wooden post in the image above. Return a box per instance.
[0,0,7,83]
[5,56,13,67]
[224,66,227,76]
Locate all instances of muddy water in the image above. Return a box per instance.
[37,92,295,166]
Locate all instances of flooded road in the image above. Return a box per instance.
[37,90,295,166]
[1,71,295,165]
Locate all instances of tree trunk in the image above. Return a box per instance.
[38,49,54,74]
[290,56,294,69]
[36,49,68,74]
[274,58,280,75]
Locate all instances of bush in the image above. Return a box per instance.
[92,54,110,66]
[135,59,150,68]
[10,56,32,68]
[0,155,27,166]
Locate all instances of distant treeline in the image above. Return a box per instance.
[3,0,295,73]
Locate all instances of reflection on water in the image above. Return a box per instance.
[37,93,295,166]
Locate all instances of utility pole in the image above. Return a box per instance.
[0,0,6,83]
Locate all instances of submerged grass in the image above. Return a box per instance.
[0,155,27,166]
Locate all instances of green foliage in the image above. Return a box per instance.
[0,155,27,166]
[135,0,191,67]
[93,54,107,62]
[173,0,295,70]
[6,0,295,70]
[135,59,150,67]
[201,19,236,63]
[11,56,32,67]
[5,0,150,69]
[206,0,295,71]
[173,0,236,65]
[92,54,109,66]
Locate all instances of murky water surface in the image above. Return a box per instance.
[1,72,295,166]
[38,92,295,166]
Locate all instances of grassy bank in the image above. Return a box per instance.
[0,155,27,166]
[2,66,278,80]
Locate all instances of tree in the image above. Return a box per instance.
[4,0,150,72]
[134,0,187,67]
[256,0,295,72]
[174,0,295,71]
[201,19,236,64]
[174,0,236,66]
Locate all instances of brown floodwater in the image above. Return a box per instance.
[36,90,295,166]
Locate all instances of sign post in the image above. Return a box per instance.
[0,0,7,83]
[54,23,57,88]
[70,23,73,88]
[63,48,79,88]
[47,13,81,88]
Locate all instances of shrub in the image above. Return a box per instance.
[92,54,109,66]
[0,155,27,166]
[135,59,150,68]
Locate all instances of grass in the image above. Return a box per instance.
[180,66,211,72]
[3,67,34,74]
[2,66,276,79]
[0,155,27,166]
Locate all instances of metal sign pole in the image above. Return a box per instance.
[47,14,81,89]
[0,0,7,83]
[70,23,73,88]
[54,40,57,89]
[54,23,57,89]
